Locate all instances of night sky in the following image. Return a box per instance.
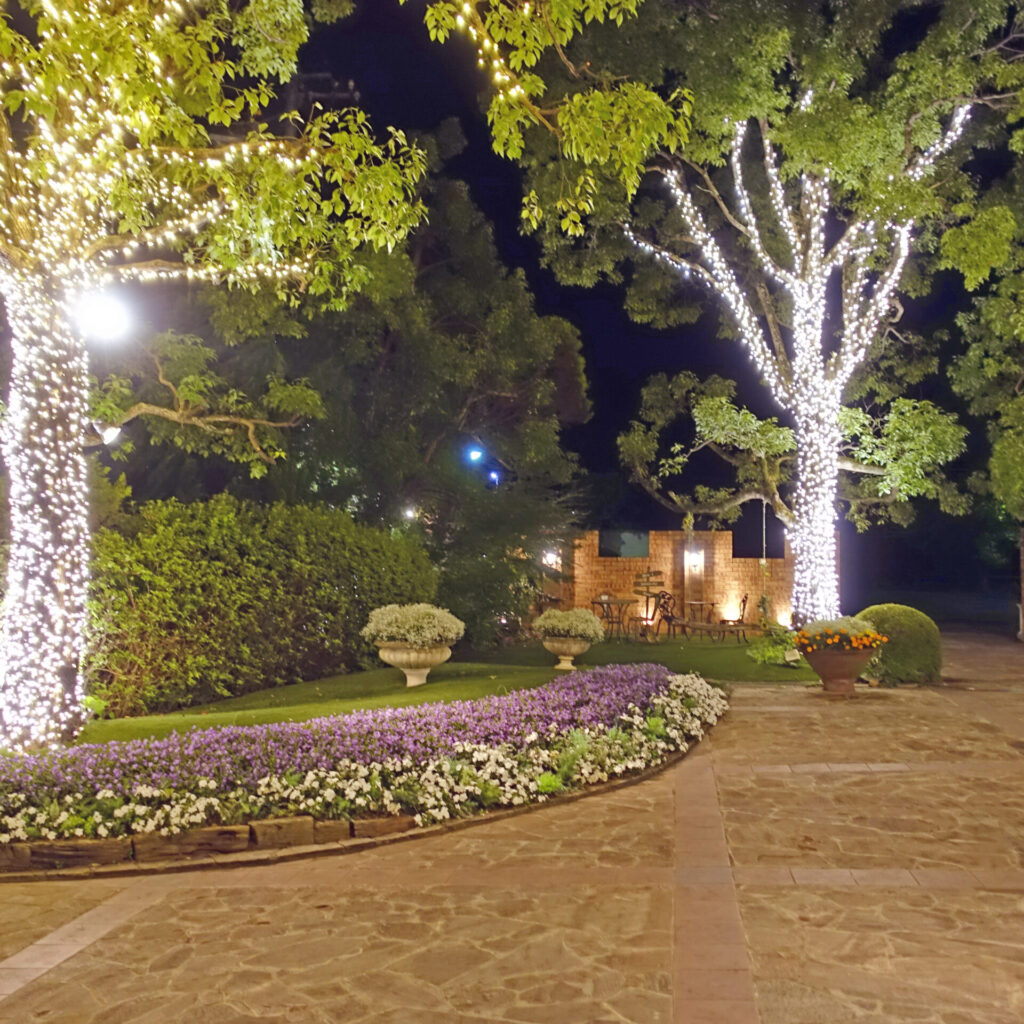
[309,3,1016,615]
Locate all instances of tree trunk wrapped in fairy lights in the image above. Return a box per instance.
[0,1,425,750]
[624,106,970,623]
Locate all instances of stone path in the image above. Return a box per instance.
[1,630,1022,1022]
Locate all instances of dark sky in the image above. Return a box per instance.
[308,3,1017,610]
[309,2,747,474]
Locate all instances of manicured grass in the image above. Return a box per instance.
[77,662,559,745]
[78,638,815,745]
[470,638,817,684]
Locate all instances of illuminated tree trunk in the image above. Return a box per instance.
[0,285,91,749]
[627,108,968,624]
[789,407,842,625]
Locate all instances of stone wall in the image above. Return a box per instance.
[551,529,794,627]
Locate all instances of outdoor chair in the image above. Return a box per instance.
[653,590,685,638]
[628,569,665,640]
[717,594,750,643]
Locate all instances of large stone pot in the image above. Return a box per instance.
[802,647,873,696]
[541,636,592,671]
[376,643,452,687]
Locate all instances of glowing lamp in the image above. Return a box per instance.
[403,507,416,520]
[100,425,121,445]
[488,470,500,483]
[71,291,132,342]
[685,549,704,574]
[541,550,561,570]
[467,447,484,462]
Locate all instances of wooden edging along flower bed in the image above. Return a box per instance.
[0,745,692,882]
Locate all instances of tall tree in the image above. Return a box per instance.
[107,142,589,643]
[949,162,1024,632]
[418,0,1024,623]
[0,0,425,750]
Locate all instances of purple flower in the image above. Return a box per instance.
[0,664,673,805]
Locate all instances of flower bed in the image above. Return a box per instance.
[0,665,727,846]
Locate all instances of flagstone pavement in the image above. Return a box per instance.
[1,629,1023,1023]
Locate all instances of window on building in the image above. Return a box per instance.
[598,530,650,558]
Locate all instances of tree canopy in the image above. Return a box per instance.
[99,131,590,643]
[417,0,1024,622]
[0,0,428,750]
[619,369,968,534]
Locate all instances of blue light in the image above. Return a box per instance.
[488,470,500,483]
[467,447,484,462]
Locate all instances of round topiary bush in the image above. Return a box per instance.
[856,603,942,685]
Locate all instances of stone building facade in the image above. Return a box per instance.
[548,529,795,627]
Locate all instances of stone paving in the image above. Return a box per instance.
[1,629,1023,1022]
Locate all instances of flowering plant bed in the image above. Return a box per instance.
[794,616,887,654]
[0,665,726,854]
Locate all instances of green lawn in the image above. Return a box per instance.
[478,638,817,683]
[78,638,816,745]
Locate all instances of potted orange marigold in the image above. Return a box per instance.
[794,616,887,696]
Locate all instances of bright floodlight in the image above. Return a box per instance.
[72,291,131,342]
[467,447,484,462]
[488,470,500,483]
[403,506,416,520]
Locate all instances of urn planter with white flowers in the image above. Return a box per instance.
[533,608,605,671]
[361,604,466,687]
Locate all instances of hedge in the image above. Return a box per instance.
[857,603,942,685]
[85,496,436,716]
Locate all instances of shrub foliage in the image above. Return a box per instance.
[857,604,942,685]
[86,496,436,716]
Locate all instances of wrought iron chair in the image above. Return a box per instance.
[717,594,750,642]
[654,590,686,638]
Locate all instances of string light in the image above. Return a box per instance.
[627,105,970,623]
[0,1,421,751]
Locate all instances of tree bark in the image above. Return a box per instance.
[1018,525,1024,643]
[789,405,842,625]
[0,284,90,749]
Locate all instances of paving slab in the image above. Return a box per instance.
[3,629,1024,1021]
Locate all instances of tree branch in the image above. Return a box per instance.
[681,159,751,237]
[90,402,301,464]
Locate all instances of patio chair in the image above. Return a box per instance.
[652,591,686,638]
[717,594,750,642]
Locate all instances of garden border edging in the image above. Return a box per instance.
[0,743,696,883]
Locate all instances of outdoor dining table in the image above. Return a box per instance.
[684,600,717,623]
[591,597,633,640]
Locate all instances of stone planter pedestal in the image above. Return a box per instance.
[803,647,874,696]
[541,637,592,671]
[376,643,452,687]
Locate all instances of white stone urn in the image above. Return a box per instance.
[376,643,452,687]
[541,637,592,671]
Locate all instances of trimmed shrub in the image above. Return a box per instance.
[856,603,942,685]
[86,496,436,716]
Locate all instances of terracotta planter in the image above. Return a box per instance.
[803,647,873,696]
[541,636,592,671]
[376,643,451,687]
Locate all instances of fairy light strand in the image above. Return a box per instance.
[626,105,971,624]
[0,0,419,751]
